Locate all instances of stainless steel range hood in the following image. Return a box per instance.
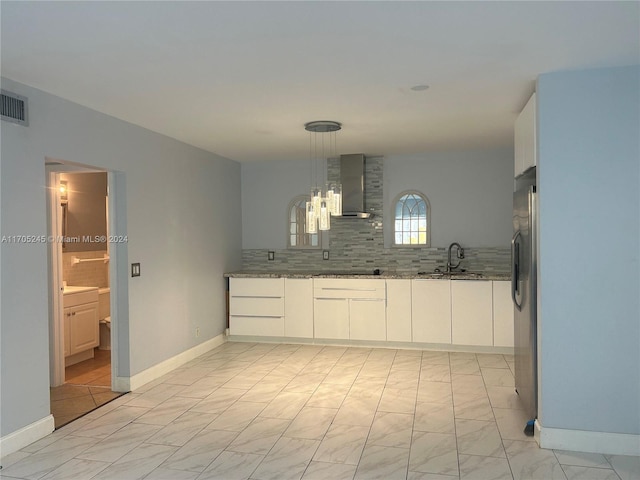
[340,154,371,218]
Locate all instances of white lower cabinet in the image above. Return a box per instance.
[313,298,349,339]
[492,281,514,347]
[451,280,493,346]
[229,278,285,336]
[284,278,313,338]
[63,289,99,358]
[229,275,512,351]
[313,278,386,341]
[386,279,412,342]
[411,279,451,344]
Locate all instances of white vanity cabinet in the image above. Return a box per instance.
[63,288,99,359]
[284,278,313,338]
[386,279,412,342]
[451,280,493,346]
[492,281,514,347]
[313,278,386,341]
[229,278,285,336]
[411,279,451,344]
[515,92,537,177]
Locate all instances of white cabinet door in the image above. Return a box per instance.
[350,298,386,341]
[493,281,514,348]
[411,279,451,344]
[69,302,99,355]
[314,298,349,339]
[451,281,493,346]
[514,92,536,177]
[386,279,411,342]
[285,278,313,338]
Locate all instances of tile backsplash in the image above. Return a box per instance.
[63,250,109,287]
[242,156,510,274]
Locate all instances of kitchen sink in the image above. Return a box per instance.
[448,271,484,278]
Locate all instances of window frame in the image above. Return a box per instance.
[391,190,431,247]
[287,194,322,249]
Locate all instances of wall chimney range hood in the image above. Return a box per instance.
[340,154,371,218]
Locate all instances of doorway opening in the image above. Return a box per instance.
[46,161,129,428]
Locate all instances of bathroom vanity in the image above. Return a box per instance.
[63,286,99,366]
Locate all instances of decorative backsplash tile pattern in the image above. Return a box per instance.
[242,156,510,274]
[62,250,109,287]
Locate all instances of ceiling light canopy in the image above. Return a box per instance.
[304,120,342,133]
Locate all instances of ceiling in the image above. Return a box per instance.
[1,1,638,163]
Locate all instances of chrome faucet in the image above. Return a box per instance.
[447,242,465,273]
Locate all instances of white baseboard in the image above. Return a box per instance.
[0,415,55,458]
[537,420,640,456]
[227,335,513,355]
[126,333,226,391]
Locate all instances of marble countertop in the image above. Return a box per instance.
[224,271,511,281]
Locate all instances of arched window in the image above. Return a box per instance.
[288,195,320,249]
[392,191,430,246]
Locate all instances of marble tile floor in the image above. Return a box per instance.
[2,342,638,480]
[50,349,122,428]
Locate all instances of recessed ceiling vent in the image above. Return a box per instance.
[1,90,29,126]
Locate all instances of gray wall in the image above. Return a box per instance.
[0,77,242,437]
[241,148,514,251]
[383,149,513,248]
[537,66,639,435]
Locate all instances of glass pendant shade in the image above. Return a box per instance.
[327,183,342,216]
[305,201,317,234]
[319,200,330,231]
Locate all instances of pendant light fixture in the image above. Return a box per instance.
[304,121,342,233]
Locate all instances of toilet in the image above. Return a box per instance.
[98,288,111,350]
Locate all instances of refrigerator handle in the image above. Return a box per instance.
[511,231,522,311]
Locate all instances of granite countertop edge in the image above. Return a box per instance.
[224,271,511,281]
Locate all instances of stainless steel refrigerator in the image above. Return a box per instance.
[512,169,537,424]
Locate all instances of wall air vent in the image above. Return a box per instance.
[1,90,29,126]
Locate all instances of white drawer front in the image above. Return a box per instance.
[230,277,284,297]
[313,278,385,299]
[230,316,284,336]
[230,296,284,317]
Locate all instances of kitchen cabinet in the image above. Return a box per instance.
[411,279,451,344]
[492,281,514,348]
[514,92,537,178]
[313,278,386,341]
[284,278,313,338]
[63,289,99,358]
[386,279,412,342]
[451,280,493,346]
[229,278,285,336]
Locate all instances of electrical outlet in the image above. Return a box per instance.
[131,263,141,277]
[196,327,200,338]
[268,251,275,261]
[323,250,329,260]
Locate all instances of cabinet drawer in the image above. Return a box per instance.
[313,278,385,299]
[63,290,99,308]
[229,316,284,336]
[230,277,284,297]
[229,296,284,316]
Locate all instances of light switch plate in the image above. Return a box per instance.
[323,250,329,260]
[268,251,275,261]
[131,263,141,277]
